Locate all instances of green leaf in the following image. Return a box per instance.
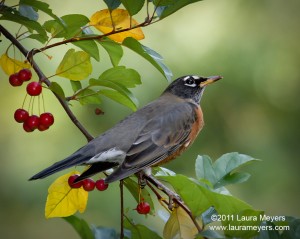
[122,37,172,82]
[99,66,141,88]
[0,7,47,38]
[27,33,48,43]
[121,0,145,16]
[43,14,89,38]
[124,217,163,239]
[158,174,263,238]
[213,152,258,188]
[123,177,155,215]
[98,39,123,66]
[70,80,82,93]
[19,4,39,21]
[195,155,217,186]
[43,15,99,61]
[100,89,137,111]
[195,153,258,189]
[90,77,138,110]
[56,49,92,81]
[20,0,64,27]
[104,0,121,10]
[72,40,100,61]
[77,89,101,105]
[49,82,65,98]
[159,174,209,216]
[215,172,251,189]
[63,215,94,239]
[153,0,203,19]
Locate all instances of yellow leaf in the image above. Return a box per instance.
[56,49,92,81]
[90,9,144,43]
[0,53,31,76]
[163,207,199,239]
[45,171,88,219]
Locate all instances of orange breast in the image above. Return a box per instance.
[154,106,204,166]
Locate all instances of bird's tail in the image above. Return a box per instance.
[29,152,88,181]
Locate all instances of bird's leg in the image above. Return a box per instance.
[137,171,147,189]
[141,173,182,210]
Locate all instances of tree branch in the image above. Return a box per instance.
[0,24,94,142]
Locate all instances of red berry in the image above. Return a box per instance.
[95,108,104,115]
[95,179,109,191]
[68,175,83,188]
[14,109,29,123]
[23,115,39,131]
[23,123,34,132]
[136,202,151,215]
[26,81,42,96]
[38,123,49,131]
[9,73,23,86]
[39,112,54,127]
[82,178,95,191]
[18,68,32,81]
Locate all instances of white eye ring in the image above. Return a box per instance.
[183,76,197,87]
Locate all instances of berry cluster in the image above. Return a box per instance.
[9,68,32,86]
[9,68,55,132]
[68,175,109,191]
[14,109,54,132]
[68,175,150,214]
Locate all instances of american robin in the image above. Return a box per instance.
[29,75,222,183]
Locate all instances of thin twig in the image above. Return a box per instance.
[120,180,124,239]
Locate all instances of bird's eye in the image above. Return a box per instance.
[185,78,195,85]
[183,76,197,87]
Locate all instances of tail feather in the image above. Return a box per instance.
[29,153,88,180]
[74,162,118,183]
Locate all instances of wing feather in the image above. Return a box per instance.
[105,102,199,183]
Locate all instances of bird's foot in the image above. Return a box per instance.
[141,173,183,209]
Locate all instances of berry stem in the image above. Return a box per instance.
[31,96,35,115]
[21,94,27,109]
[28,95,33,115]
[41,93,46,113]
[38,95,41,116]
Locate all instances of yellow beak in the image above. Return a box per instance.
[200,75,223,87]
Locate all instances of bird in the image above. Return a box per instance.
[29,75,222,184]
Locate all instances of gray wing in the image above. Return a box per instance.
[105,102,199,183]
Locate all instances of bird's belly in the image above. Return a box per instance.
[153,144,189,166]
[153,106,204,167]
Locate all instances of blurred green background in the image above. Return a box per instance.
[1,0,299,238]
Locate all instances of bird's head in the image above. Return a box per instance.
[164,75,223,103]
